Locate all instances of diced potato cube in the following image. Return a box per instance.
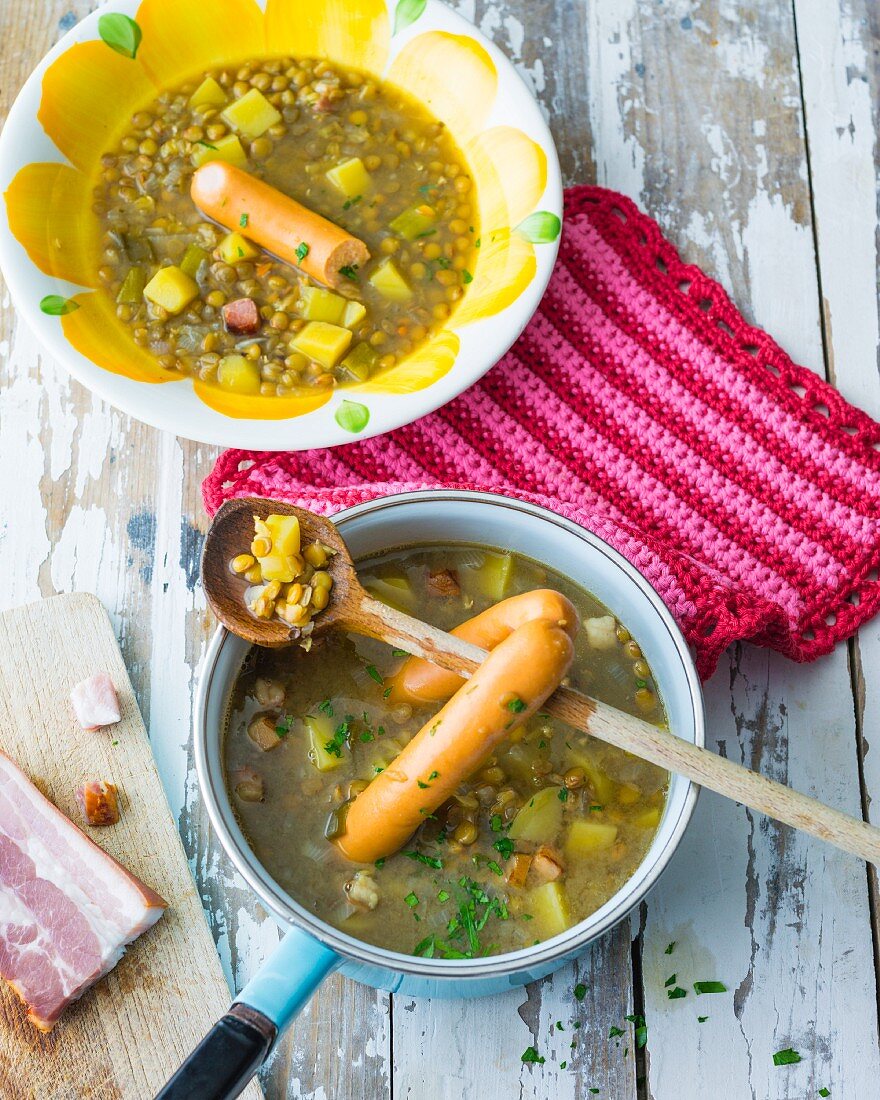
[528,881,571,938]
[633,807,662,829]
[368,258,412,302]
[189,76,227,110]
[258,553,297,583]
[363,575,416,613]
[217,354,261,394]
[191,133,247,168]
[265,515,301,557]
[617,783,641,806]
[222,87,282,139]
[565,819,619,857]
[326,157,372,198]
[339,342,378,382]
[342,300,367,328]
[291,321,352,369]
[585,615,617,651]
[217,232,261,265]
[305,714,345,771]
[463,552,514,602]
[390,203,438,241]
[143,265,199,315]
[508,787,564,843]
[299,286,347,324]
[180,244,209,279]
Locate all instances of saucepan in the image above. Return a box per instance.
[160,490,704,1097]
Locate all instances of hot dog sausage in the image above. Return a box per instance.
[389,589,579,706]
[191,162,370,289]
[335,618,574,864]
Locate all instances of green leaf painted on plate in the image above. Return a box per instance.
[40,294,80,317]
[335,400,370,434]
[394,0,427,35]
[516,211,562,244]
[98,13,143,59]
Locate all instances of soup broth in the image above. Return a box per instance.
[224,545,668,958]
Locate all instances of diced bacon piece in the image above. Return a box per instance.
[75,781,120,826]
[532,845,564,883]
[222,297,261,335]
[505,852,532,888]
[70,673,121,730]
[426,569,461,598]
[0,751,166,1031]
[247,713,282,751]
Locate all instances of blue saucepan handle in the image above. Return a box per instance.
[154,925,339,1100]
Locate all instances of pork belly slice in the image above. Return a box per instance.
[0,751,166,1031]
[70,672,121,730]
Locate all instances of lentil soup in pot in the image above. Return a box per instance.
[224,545,669,959]
[94,56,477,398]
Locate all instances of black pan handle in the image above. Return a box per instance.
[154,1003,276,1100]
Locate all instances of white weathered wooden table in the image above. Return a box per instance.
[2,2,879,1096]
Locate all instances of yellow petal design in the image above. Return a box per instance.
[137,0,265,87]
[354,329,459,395]
[449,231,536,328]
[387,32,496,144]
[5,163,99,288]
[193,381,333,420]
[39,42,157,173]
[62,292,179,384]
[467,126,547,232]
[264,0,390,74]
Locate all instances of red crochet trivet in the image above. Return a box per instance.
[203,186,880,680]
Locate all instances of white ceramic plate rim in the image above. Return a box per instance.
[0,0,562,449]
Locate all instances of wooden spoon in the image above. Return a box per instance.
[202,496,880,866]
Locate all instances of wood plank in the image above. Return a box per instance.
[603,2,880,1096]
[793,0,880,982]
[0,593,260,1100]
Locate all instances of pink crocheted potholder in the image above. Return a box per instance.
[203,186,880,680]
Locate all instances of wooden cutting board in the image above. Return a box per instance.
[0,592,262,1099]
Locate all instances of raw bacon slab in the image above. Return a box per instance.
[70,672,121,729]
[0,751,166,1030]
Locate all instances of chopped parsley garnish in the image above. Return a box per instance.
[317,699,334,715]
[487,860,503,876]
[429,770,439,780]
[538,739,547,749]
[419,183,434,194]
[374,857,386,868]
[490,814,503,832]
[436,256,451,269]
[493,837,514,859]
[339,264,359,281]
[506,695,526,713]
[366,664,383,684]
[111,739,119,746]
[694,981,727,995]
[772,1048,801,1066]
[608,1026,624,1039]
[196,139,217,150]
[239,212,249,227]
[404,892,419,908]
[437,889,450,902]
[405,851,442,869]
[295,241,310,263]
[589,1090,599,1095]
[275,714,293,738]
[237,247,245,257]
[360,731,374,742]
[664,942,676,954]
[574,982,587,1001]
[413,934,435,957]
[521,1047,545,1065]
[558,788,569,802]
[383,686,392,697]
[625,1013,647,1049]
[462,270,473,284]
[556,1021,564,1031]
[475,237,481,248]
[343,195,362,210]
[664,974,676,987]
[666,986,687,1000]
[818,1090,831,1097]
[560,1061,567,1070]
[324,717,352,757]
[415,228,437,238]
[589,804,604,812]
[697,1015,708,1023]
[417,780,429,789]
[392,648,409,657]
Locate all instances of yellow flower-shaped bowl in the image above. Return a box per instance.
[0,0,562,449]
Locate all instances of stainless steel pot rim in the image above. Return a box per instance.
[195,489,705,980]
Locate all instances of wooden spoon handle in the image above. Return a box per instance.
[351,594,880,866]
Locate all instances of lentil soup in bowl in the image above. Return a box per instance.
[196,491,704,1006]
[0,0,561,448]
